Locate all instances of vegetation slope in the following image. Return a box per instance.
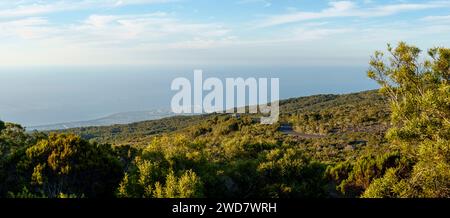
[0,42,448,198]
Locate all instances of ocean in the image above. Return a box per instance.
[0,65,378,126]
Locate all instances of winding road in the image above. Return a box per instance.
[279,123,326,139]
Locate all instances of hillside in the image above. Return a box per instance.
[58,90,389,148]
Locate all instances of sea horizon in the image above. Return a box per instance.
[0,65,377,126]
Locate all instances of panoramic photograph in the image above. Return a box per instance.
[0,0,449,216]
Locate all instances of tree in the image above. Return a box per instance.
[116,136,205,198]
[327,151,408,197]
[117,166,204,198]
[258,148,327,198]
[365,42,450,197]
[153,170,203,198]
[17,133,123,198]
[0,120,5,132]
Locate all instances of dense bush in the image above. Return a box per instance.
[364,42,450,198]
[1,130,123,198]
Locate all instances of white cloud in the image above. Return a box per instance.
[256,1,354,27]
[422,15,450,22]
[290,27,353,41]
[0,1,449,67]
[237,0,272,7]
[257,1,449,27]
[0,3,68,18]
[0,0,174,19]
[0,5,236,66]
[368,3,440,17]
[67,13,231,46]
[0,11,231,43]
[0,17,53,39]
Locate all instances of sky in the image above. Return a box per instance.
[0,0,450,126]
[0,0,449,67]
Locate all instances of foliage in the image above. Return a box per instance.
[364,42,450,197]
[1,43,448,198]
[327,151,411,197]
[1,131,124,198]
[258,148,327,198]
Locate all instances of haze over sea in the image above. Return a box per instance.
[0,65,377,127]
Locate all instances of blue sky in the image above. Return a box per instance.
[0,0,449,67]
